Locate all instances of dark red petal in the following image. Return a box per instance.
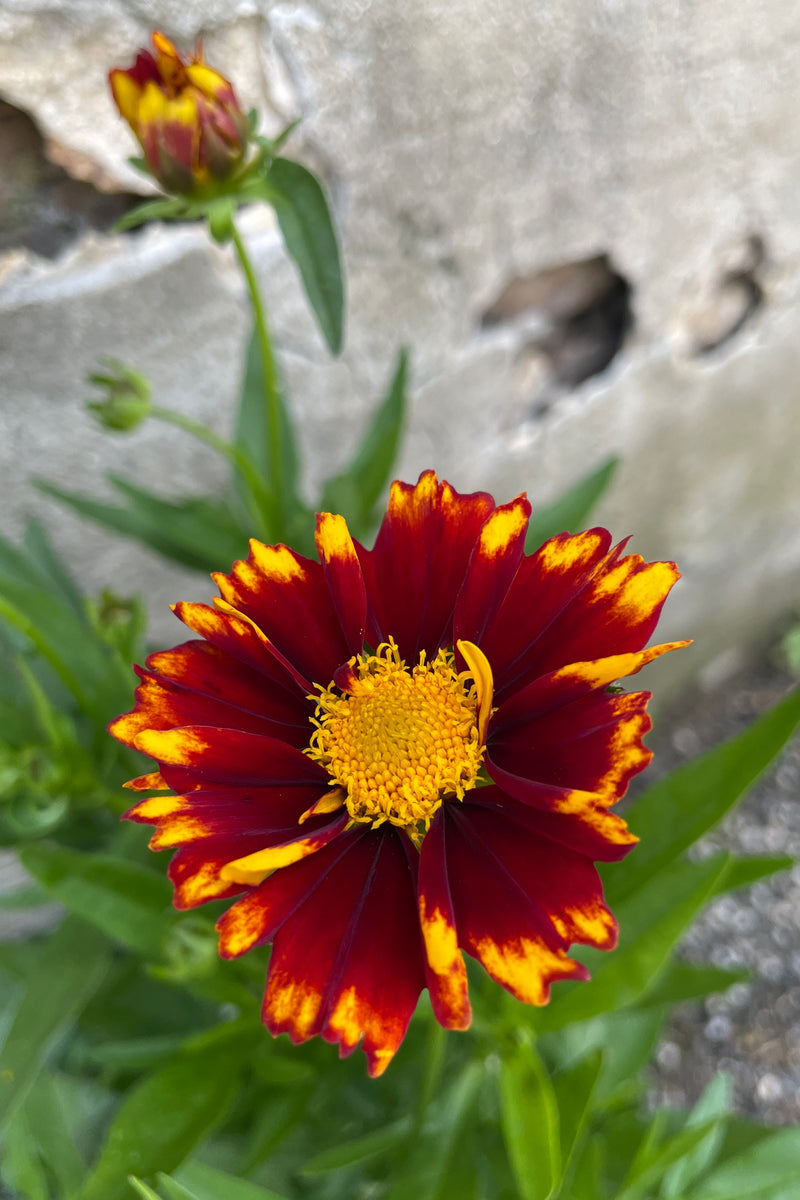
[356,470,495,659]
[315,513,367,655]
[418,813,471,1030]
[133,726,328,792]
[491,643,688,735]
[442,801,613,1005]
[488,689,654,803]
[479,529,613,700]
[219,828,426,1076]
[482,530,681,701]
[168,834,270,909]
[213,540,353,688]
[464,783,636,864]
[110,647,310,753]
[173,601,306,696]
[123,783,333,850]
[453,495,530,649]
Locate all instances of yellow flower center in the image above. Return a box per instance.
[306,640,492,834]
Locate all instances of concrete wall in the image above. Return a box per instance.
[1,2,799,694]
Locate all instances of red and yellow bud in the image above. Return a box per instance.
[109,31,249,194]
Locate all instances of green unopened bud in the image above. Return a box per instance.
[87,358,152,432]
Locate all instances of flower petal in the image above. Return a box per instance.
[213,540,353,688]
[488,689,654,803]
[443,800,617,1004]
[173,601,307,696]
[418,814,471,1030]
[482,530,682,701]
[109,641,310,752]
[315,513,367,654]
[218,828,426,1076]
[123,783,333,850]
[356,470,495,659]
[465,783,637,864]
[133,726,328,793]
[454,494,530,646]
[168,835,273,909]
[491,642,689,734]
[219,813,349,885]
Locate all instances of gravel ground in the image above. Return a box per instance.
[646,661,800,1124]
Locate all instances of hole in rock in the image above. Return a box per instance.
[681,235,765,357]
[482,254,633,416]
[0,97,142,259]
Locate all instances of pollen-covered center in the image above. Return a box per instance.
[307,641,485,832]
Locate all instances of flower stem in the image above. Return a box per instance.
[150,405,272,537]
[230,219,284,535]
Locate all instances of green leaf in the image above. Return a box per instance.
[384,1062,483,1200]
[551,1050,602,1182]
[525,457,618,552]
[715,853,794,895]
[19,843,174,958]
[498,1042,560,1200]
[536,854,731,1031]
[661,1072,731,1198]
[0,917,110,1133]
[608,687,800,907]
[114,198,187,232]
[636,960,749,1010]
[616,1119,722,1200]
[128,1179,166,1200]
[319,348,409,538]
[19,1070,88,1197]
[303,1116,412,1175]
[81,1034,246,1200]
[233,327,305,546]
[2,1105,50,1200]
[265,157,345,354]
[37,478,247,574]
[688,1126,800,1198]
[174,1161,290,1200]
[23,517,87,617]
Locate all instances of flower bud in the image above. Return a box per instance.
[87,359,152,432]
[109,31,250,194]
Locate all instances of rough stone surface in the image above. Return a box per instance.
[1,2,799,683]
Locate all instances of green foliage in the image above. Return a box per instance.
[525,457,618,551]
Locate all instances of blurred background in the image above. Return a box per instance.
[1,0,799,1125]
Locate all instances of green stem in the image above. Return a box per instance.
[150,406,272,537]
[230,220,284,533]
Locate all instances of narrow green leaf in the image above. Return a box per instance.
[2,1105,50,1200]
[128,1179,166,1200]
[661,1072,732,1198]
[525,457,618,551]
[715,853,794,895]
[536,854,731,1031]
[174,1161,290,1200]
[265,157,345,354]
[303,1116,412,1175]
[608,688,800,906]
[81,1036,246,1200]
[498,1043,560,1200]
[36,478,247,574]
[20,843,173,958]
[21,1070,88,1197]
[637,960,749,1010]
[680,1125,800,1198]
[23,517,87,617]
[384,1062,483,1200]
[114,198,187,232]
[320,348,409,538]
[551,1050,602,1181]
[233,326,304,544]
[0,918,110,1132]
[616,1120,721,1200]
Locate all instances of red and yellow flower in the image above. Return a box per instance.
[109,32,249,193]
[111,472,686,1076]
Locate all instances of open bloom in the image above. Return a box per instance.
[109,31,249,193]
[111,472,686,1076]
